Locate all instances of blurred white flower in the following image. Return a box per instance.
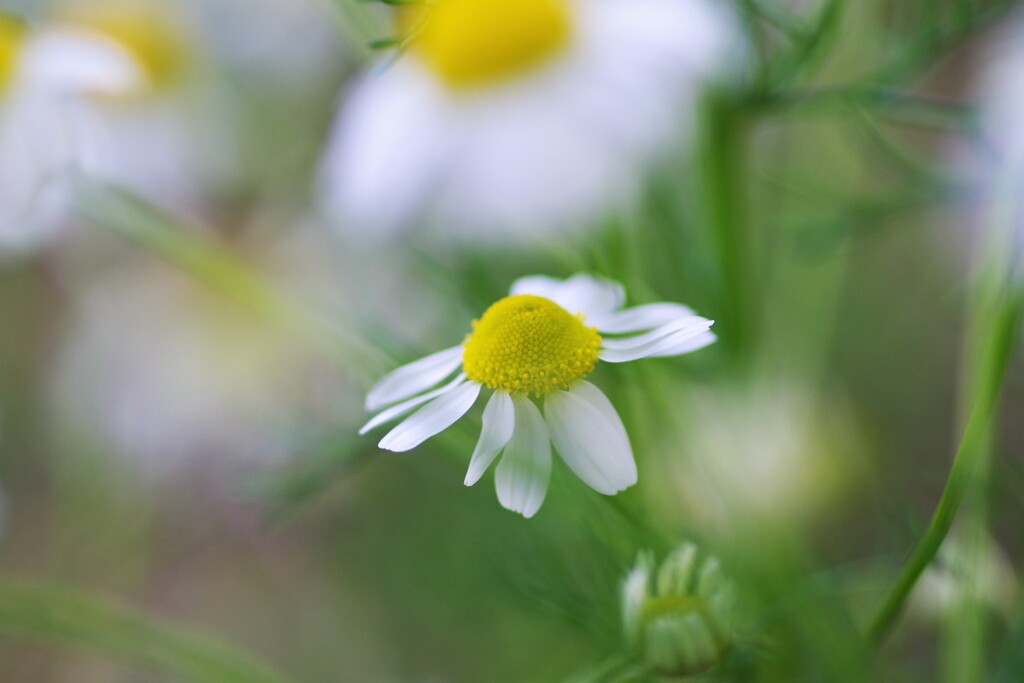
[360,273,716,517]
[669,380,865,530]
[0,7,238,255]
[321,0,740,241]
[49,234,357,480]
[0,15,144,252]
[977,17,1024,264]
[980,19,1024,172]
[909,528,1017,623]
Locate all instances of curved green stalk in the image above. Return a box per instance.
[0,579,299,683]
[867,282,1022,648]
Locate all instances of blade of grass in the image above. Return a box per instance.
[0,579,299,683]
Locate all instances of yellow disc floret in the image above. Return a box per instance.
[0,12,26,96]
[463,295,601,396]
[408,0,572,90]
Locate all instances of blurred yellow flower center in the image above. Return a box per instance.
[409,0,572,90]
[0,13,26,95]
[463,295,601,396]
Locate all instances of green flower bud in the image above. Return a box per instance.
[622,543,736,677]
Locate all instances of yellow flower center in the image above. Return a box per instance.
[407,0,572,90]
[463,295,601,396]
[0,13,26,96]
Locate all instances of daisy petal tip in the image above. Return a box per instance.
[377,432,416,452]
[501,499,542,519]
[376,438,404,453]
[363,395,387,413]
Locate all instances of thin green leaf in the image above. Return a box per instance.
[0,580,299,683]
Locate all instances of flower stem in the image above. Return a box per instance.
[867,280,1022,648]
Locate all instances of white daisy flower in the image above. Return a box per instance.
[360,274,716,518]
[0,15,145,251]
[320,0,740,240]
[0,8,233,254]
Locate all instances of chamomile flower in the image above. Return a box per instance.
[321,0,739,240]
[0,13,144,251]
[360,274,716,517]
[0,6,231,254]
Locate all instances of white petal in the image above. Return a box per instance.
[464,391,514,486]
[543,385,636,495]
[599,318,710,351]
[495,396,552,518]
[320,61,451,237]
[551,273,625,318]
[570,381,631,442]
[359,373,467,435]
[590,302,697,333]
[599,318,714,363]
[18,29,145,96]
[0,93,77,250]
[378,381,480,452]
[430,88,636,239]
[365,346,463,411]
[647,330,718,358]
[509,273,625,319]
[509,275,564,300]
[588,0,740,84]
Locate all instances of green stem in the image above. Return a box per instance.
[0,579,299,683]
[867,283,1023,648]
[73,181,390,385]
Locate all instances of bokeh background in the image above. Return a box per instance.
[0,0,1022,681]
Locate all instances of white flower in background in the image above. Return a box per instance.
[980,19,1024,172]
[977,18,1024,263]
[50,246,356,480]
[0,13,144,252]
[909,528,1017,623]
[321,0,739,241]
[360,274,716,517]
[669,381,865,530]
[0,5,236,255]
